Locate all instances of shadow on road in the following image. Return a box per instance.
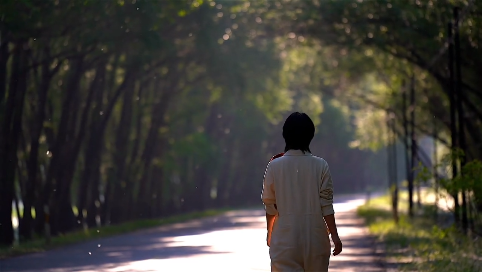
[2,196,385,272]
[1,210,266,272]
[326,211,384,272]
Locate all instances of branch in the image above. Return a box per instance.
[325,88,452,147]
[99,65,136,130]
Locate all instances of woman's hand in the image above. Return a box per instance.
[323,214,342,256]
[331,234,342,256]
[267,231,272,247]
[265,213,276,247]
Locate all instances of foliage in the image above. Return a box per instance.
[358,195,482,272]
[0,0,392,247]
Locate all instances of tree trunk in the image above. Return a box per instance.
[76,62,106,226]
[387,113,399,224]
[433,118,439,220]
[401,84,412,216]
[85,140,103,228]
[86,67,136,226]
[150,165,164,217]
[448,22,460,226]
[454,7,468,233]
[0,35,9,104]
[107,79,135,224]
[20,51,58,239]
[108,82,146,222]
[0,42,28,245]
[58,64,98,231]
[45,57,84,235]
[216,148,233,207]
[408,77,416,217]
[195,103,222,210]
[136,84,173,218]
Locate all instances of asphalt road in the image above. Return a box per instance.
[1,194,384,272]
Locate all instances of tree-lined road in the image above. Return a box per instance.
[1,194,383,272]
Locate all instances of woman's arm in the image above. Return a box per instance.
[266,213,276,232]
[320,162,342,256]
[323,214,342,256]
[266,213,276,246]
[262,161,278,246]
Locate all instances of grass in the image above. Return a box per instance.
[358,194,482,272]
[1,208,233,260]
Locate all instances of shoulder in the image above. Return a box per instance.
[267,156,284,168]
[311,155,329,168]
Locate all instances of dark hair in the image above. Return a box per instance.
[282,112,315,153]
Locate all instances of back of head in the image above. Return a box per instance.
[282,112,315,153]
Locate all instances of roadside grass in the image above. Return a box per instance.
[358,194,482,272]
[2,208,233,259]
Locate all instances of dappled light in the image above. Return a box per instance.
[2,196,382,272]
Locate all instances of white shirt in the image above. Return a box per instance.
[261,149,335,217]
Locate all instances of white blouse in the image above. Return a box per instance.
[261,149,335,217]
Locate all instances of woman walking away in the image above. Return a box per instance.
[262,112,342,272]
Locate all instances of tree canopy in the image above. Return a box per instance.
[1,0,481,246]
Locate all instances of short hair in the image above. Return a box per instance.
[282,112,315,153]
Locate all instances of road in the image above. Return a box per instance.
[1,194,384,272]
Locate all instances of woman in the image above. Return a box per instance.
[262,112,342,272]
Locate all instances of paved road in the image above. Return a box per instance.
[1,194,384,272]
